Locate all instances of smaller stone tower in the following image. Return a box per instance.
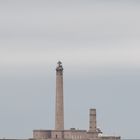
[88,109,98,139]
[89,109,97,132]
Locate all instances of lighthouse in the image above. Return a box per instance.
[55,61,64,130]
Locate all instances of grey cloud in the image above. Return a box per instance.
[0,0,140,42]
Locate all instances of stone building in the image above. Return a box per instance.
[33,61,121,140]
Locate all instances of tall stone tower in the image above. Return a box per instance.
[55,61,64,130]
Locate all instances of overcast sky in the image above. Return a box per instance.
[0,0,140,139]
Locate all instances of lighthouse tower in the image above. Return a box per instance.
[55,61,64,130]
